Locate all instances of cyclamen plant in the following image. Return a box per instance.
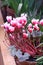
[2,14,43,37]
[1,14,43,57]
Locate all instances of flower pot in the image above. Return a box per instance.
[1,6,7,22]
[14,56,37,65]
[1,6,15,22]
[16,61,37,65]
[7,6,15,17]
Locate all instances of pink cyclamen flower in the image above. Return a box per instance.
[39,19,43,26]
[28,28,33,33]
[16,23,22,29]
[28,23,32,28]
[1,22,10,33]
[16,16,27,26]
[22,16,27,25]
[23,33,28,38]
[10,20,17,27]
[6,16,12,23]
[31,18,39,25]
[19,16,27,26]
[2,22,10,29]
[9,26,15,32]
[33,24,40,31]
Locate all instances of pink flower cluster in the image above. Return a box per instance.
[1,15,43,57]
[28,18,43,33]
[23,18,43,38]
[1,15,27,33]
[1,15,43,39]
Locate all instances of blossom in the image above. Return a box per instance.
[9,26,15,32]
[33,24,40,31]
[11,16,27,29]
[16,23,22,29]
[22,16,27,25]
[28,23,32,28]
[23,33,28,38]
[16,16,27,27]
[31,18,39,25]
[2,22,10,29]
[28,28,33,33]
[10,20,17,27]
[1,22,10,32]
[39,19,43,26]
[2,16,42,35]
[6,16,12,23]
[19,17,27,26]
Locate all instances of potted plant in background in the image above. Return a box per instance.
[1,0,43,21]
[1,0,43,65]
[1,0,16,21]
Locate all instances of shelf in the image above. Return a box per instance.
[0,10,16,65]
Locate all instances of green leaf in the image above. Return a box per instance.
[2,0,43,18]
[36,56,43,62]
[37,62,43,65]
[40,26,43,32]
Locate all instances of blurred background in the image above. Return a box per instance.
[0,0,43,21]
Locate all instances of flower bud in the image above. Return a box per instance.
[28,28,33,33]
[23,33,28,38]
[33,24,40,31]
[28,23,32,28]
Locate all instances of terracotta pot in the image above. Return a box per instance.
[1,6,7,21]
[1,6,15,22]
[14,56,37,65]
[16,61,37,65]
[7,6,15,17]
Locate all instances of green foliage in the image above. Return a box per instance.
[41,35,43,42]
[36,62,43,65]
[2,0,43,19]
[36,56,43,65]
[40,26,43,32]
[36,56,43,62]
